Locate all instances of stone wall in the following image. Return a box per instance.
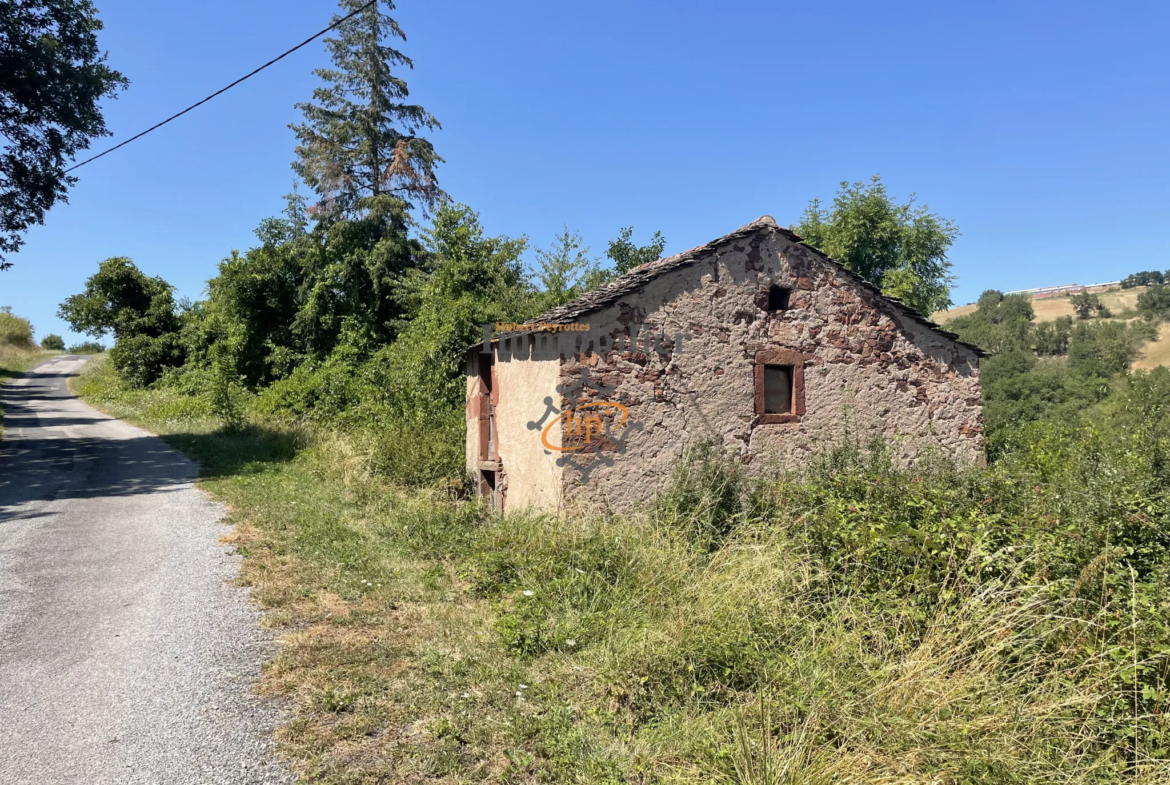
[555,225,983,512]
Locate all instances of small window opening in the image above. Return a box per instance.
[766,285,791,312]
[763,365,793,414]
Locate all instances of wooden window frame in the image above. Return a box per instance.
[754,347,806,424]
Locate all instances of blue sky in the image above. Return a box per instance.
[4,0,1169,343]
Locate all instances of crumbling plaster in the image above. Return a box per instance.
[555,227,983,511]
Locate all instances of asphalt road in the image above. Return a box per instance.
[0,357,290,784]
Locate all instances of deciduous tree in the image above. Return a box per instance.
[795,175,958,315]
[58,257,183,385]
[40,333,65,351]
[0,0,127,269]
[533,228,603,309]
[1069,291,1110,320]
[1137,284,1170,321]
[606,227,666,275]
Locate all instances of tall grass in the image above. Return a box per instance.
[74,356,1170,783]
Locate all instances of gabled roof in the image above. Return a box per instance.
[498,216,985,357]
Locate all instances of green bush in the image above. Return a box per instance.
[1033,315,1073,355]
[0,307,34,348]
[109,333,185,388]
[653,440,752,550]
[58,257,184,385]
[1068,320,1157,378]
[1137,284,1170,321]
[67,341,106,354]
[40,333,65,351]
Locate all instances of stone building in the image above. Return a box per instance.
[466,216,984,513]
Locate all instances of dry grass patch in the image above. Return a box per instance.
[1133,323,1170,370]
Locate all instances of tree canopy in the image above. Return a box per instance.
[58,256,178,340]
[794,175,958,315]
[1069,291,1111,320]
[57,257,184,386]
[1122,270,1166,289]
[1138,284,1170,321]
[533,228,604,310]
[40,333,65,351]
[291,0,441,216]
[0,0,126,269]
[607,227,666,275]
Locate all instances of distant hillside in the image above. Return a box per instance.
[933,284,1170,369]
[1,309,55,436]
[933,285,1147,325]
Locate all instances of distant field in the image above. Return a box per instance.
[933,286,1149,325]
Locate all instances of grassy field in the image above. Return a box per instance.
[0,344,53,381]
[68,356,1170,785]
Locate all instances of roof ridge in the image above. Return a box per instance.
[498,217,984,357]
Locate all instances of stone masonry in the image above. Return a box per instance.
[468,216,983,513]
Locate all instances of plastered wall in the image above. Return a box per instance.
[491,345,563,511]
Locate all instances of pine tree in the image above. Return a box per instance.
[291,0,442,215]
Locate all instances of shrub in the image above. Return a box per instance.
[252,348,466,488]
[346,409,466,489]
[109,332,184,387]
[1137,284,1170,321]
[0,307,34,348]
[209,360,249,432]
[40,333,65,351]
[253,355,368,423]
[67,341,107,354]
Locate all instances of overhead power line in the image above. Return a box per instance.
[65,0,378,173]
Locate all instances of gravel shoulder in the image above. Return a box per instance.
[0,356,290,785]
